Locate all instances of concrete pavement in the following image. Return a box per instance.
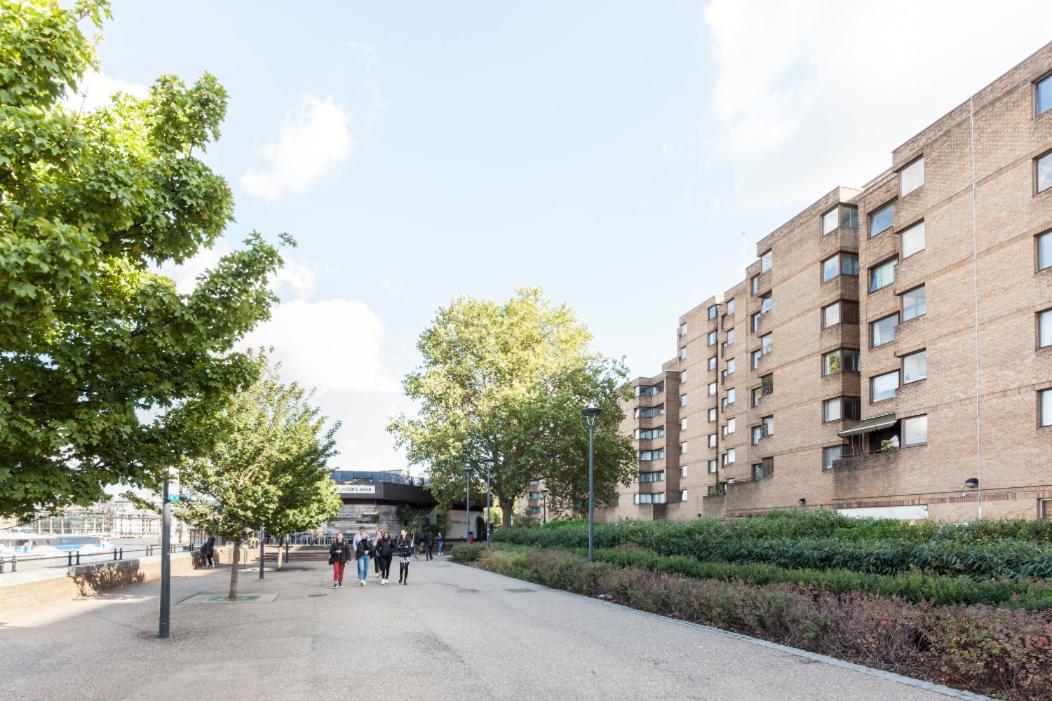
[0,556,980,700]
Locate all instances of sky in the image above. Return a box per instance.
[81,0,1052,473]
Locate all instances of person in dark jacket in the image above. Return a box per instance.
[424,530,433,561]
[355,527,373,586]
[373,528,383,579]
[328,532,352,588]
[200,535,216,568]
[376,530,395,584]
[396,529,413,585]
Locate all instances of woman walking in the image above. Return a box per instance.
[396,529,413,585]
[328,532,351,588]
[376,530,395,584]
[436,532,444,556]
[373,528,383,579]
[355,527,373,586]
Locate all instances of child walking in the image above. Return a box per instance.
[396,529,413,585]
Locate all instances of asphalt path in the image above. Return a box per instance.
[0,556,981,700]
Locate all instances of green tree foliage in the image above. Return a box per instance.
[0,0,285,516]
[178,353,341,597]
[388,288,635,528]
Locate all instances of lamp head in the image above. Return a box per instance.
[581,404,602,427]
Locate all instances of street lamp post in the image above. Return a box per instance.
[259,522,265,580]
[484,459,493,547]
[159,470,171,639]
[462,465,471,544]
[581,404,602,562]
[541,489,548,524]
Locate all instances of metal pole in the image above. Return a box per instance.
[466,474,471,544]
[259,523,265,580]
[588,423,595,562]
[159,472,171,639]
[486,461,492,547]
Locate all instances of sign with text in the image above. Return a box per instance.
[336,484,377,495]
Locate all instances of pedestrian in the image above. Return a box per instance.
[201,534,216,568]
[436,532,444,556]
[396,529,414,585]
[376,530,395,584]
[374,528,383,579]
[411,531,419,561]
[424,530,433,561]
[355,527,373,586]
[328,532,352,588]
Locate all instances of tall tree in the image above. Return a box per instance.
[178,354,341,598]
[0,0,285,516]
[388,288,635,528]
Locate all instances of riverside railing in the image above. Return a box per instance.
[0,544,195,575]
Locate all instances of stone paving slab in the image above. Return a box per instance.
[0,556,981,701]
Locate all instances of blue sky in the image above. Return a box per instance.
[85,1,1052,471]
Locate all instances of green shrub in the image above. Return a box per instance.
[450,544,485,563]
[478,547,1052,701]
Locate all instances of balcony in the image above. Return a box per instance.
[831,447,900,471]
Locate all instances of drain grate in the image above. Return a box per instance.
[180,593,278,604]
[504,588,536,593]
[307,593,328,598]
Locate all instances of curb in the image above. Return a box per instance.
[451,560,990,701]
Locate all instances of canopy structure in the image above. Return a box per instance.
[837,414,897,438]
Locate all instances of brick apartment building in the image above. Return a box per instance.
[599,42,1052,523]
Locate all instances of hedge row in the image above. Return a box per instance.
[494,513,1052,578]
[475,547,1052,701]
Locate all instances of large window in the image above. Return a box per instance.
[635,427,664,440]
[636,405,663,418]
[823,397,841,422]
[902,349,927,384]
[902,285,926,321]
[1039,151,1052,193]
[902,415,928,446]
[822,446,843,469]
[901,221,925,258]
[871,370,900,402]
[822,252,860,281]
[638,470,664,483]
[869,258,897,292]
[1042,389,1052,427]
[822,207,839,235]
[760,250,772,273]
[870,201,895,237]
[1040,309,1052,349]
[822,348,859,376]
[1040,74,1052,116]
[822,302,840,328]
[1039,230,1052,271]
[871,313,899,347]
[638,449,665,461]
[634,492,666,505]
[900,157,924,196]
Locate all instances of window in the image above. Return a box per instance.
[681,418,689,431]
[680,442,688,454]
[869,258,897,292]
[723,418,736,436]
[844,397,861,420]
[725,357,736,375]
[708,331,717,346]
[760,250,772,273]
[760,294,773,314]
[707,459,717,474]
[761,333,773,355]
[680,370,689,383]
[636,405,664,418]
[726,328,736,345]
[529,492,541,500]
[1040,309,1052,349]
[1039,230,1052,271]
[635,427,664,440]
[871,313,899,347]
[870,201,895,237]
[637,384,662,397]
[708,407,717,422]
[761,415,774,437]
[871,370,900,402]
[708,305,718,320]
[902,415,928,446]
[822,205,859,234]
[723,448,736,465]
[822,348,859,375]
[822,252,859,281]
[708,381,717,397]
[751,425,762,445]
[901,221,925,258]
[752,349,762,370]
[902,285,926,321]
[680,346,688,360]
[680,394,688,407]
[1042,389,1052,427]
[638,470,664,483]
[751,387,762,408]
[902,349,927,384]
[900,158,924,196]
[751,275,759,295]
[722,388,736,408]
[634,493,666,505]
[823,398,841,422]
[679,322,688,337]
[822,446,842,470]
[751,311,762,332]
[708,433,717,448]
[822,302,840,328]
[680,465,688,478]
[822,207,839,235]
[708,355,717,371]
[753,457,774,480]
[1038,152,1052,193]
[638,449,665,461]
[726,299,735,315]
[1039,74,1052,116]
[761,373,773,396]
[528,506,541,515]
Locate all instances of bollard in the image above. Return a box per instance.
[10,554,15,573]
[68,551,73,567]
[119,548,123,560]
[75,550,80,565]
[113,548,117,561]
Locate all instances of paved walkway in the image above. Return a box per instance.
[0,557,976,701]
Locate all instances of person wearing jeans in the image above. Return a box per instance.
[355,527,373,586]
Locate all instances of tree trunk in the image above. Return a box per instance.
[276,535,285,570]
[228,536,241,600]
[500,497,514,528]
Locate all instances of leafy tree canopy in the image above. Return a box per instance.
[388,288,635,527]
[0,0,286,516]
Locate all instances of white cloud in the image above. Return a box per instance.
[702,0,1052,207]
[63,70,147,112]
[240,94,353,199]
